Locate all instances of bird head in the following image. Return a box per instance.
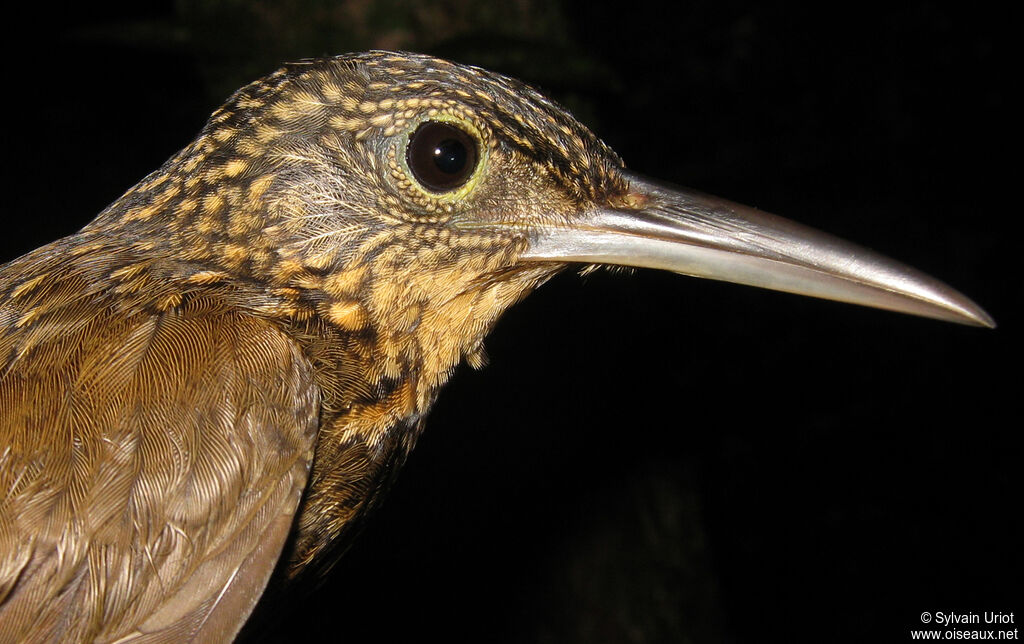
[92,51,991,403]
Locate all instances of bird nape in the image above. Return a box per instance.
[0,51,992,642]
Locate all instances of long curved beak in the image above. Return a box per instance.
[522,172,994,327]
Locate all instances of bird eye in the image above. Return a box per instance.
[406,121,478,193]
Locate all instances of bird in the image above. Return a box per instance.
[0,50,992,642]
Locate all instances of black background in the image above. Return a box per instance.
[2,3,1017,643]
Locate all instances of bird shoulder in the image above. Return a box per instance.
[0,247,320,642]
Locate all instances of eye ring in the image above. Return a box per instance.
[405,121,479,193]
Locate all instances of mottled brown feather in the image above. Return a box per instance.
[0,51,628,640]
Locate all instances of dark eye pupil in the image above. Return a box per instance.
[432,139,466,175]
[407,121,478,193]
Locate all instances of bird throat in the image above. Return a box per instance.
[274,251,562,577]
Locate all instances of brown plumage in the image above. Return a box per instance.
[0,51,619,642]
[0,51,991,642]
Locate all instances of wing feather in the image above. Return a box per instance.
[0,289,319,643]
